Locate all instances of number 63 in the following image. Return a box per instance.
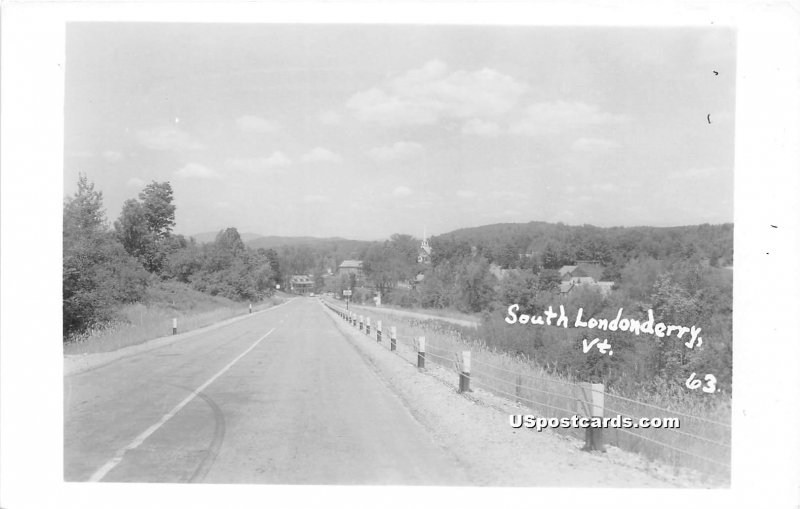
[686,372,717,393]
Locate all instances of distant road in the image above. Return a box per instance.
[65,298,469,484]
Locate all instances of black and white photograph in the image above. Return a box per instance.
[2,2,800,509]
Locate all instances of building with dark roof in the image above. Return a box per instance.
[338,260,364,278]
[289,275,315,294]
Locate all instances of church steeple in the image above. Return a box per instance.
[418,227,432,264]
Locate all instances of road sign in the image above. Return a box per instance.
[343,290,352,296]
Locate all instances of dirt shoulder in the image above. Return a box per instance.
[320,301,703,488]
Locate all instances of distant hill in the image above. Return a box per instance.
[433,221,733,267]
[247,236,364,250]
[188,231,371,251]
[188,231,265,244]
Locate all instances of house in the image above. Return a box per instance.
[558,265,578,278]
[569,276,597,286]
[560,263,604,282]
[397,274,426,289]
[596,281,614,296]
[559,282,575,295]
[289,275,314,294]
[559,278,615,298]
[489,263,516,281]
[338,260,363,277]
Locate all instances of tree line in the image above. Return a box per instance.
[315,224,733,397]
[63,175,281,339]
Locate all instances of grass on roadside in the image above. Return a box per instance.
[64,281,283,355]
[329,297,480,325]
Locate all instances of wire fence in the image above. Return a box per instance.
[323,300,731,480]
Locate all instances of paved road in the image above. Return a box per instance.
[64,298,469,484]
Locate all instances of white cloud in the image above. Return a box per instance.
[368,141,424,162]
[509,101,629,136]
[175,163,222,180]
[347,60,527,126]
[489,190,528,201]
[236,115,279,134]
[302,194,332,204]
[597,183,619,193]
[570,137,621,152]
[461,119,501,137]
[456,190,477,198]
[392,186,413,197]
[319,110,342,126]
[126,177,146,188]
[300,147,343,164]
[102,150,124,162]
[225,152,292,173]
[137,126,203,151]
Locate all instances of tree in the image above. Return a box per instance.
[139,181,176,238]
[164,238,202,283]
[496,242,520,269]
[115,199,149,260]
[454,257,496,313]
[115,181,177,274]
[497,271,541,314]
[65,174,106,231]
[650,274,699,381]
[63,175,148,337]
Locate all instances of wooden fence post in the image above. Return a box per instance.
[580,382,606,452]
[359,315,364,331]
[390,326,397,351]
[458,351,471,393]
[377,320,382,342]
[417,336,426,369]
[366,317,371,335]
[172,317,177,335]
[249,303,252,314]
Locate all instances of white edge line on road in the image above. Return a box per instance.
[87,327,277,482]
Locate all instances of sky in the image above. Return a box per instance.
[64,24,735,240]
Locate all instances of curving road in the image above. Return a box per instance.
[64,297,469,484]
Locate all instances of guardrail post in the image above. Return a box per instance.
[417,336,426,369]
[458,351,471,393]
[172,317,178,335]
[366,317,371,335]
[376,320,382,342]
[580,382,606,452]
[359,315,364,331]
[249,303,252,314]
[390,326,396,351]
